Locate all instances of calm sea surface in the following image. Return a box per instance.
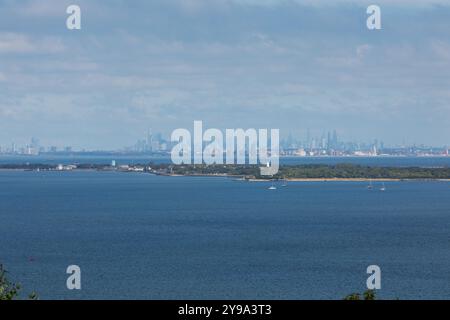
[0,154,450,167]
[0,170,449,300]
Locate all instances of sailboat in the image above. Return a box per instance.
[380,182,386,191]
[268,181,277,190]
[367,180,373,190]
[266,161,277,189]
[281,179,288,187]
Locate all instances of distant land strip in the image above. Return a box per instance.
[1,163,450,181]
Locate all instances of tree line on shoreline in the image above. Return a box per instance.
[1,163,449,180]
[156,163,450,180]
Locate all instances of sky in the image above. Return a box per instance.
[0,0,450,149]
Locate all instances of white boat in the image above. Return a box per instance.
[380,182,386,191]
[269,180,277,190]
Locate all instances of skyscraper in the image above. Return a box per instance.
[147,128,153,152]
[305,128,312,150]
[327,131,332,150]
[332,130,338,149]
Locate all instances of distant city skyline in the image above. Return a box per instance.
[1,127,448,157]
[1,0,450,148]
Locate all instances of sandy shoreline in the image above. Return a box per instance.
[248,178,450,182]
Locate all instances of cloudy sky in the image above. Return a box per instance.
[0,0,449,149]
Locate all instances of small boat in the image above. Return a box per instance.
[281,179,288,187]
[367,180,373,190]
[268,180,277,190]
[380,182,386,191]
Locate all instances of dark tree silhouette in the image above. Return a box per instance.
[0,264,38,300]
[344,290,377,300]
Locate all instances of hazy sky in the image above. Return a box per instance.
[0,0,450,149]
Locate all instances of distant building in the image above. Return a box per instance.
[295,148,307,156]
[332,130,338,149]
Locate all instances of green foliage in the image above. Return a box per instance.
[344,293,361,300]
[0,264,21,300]
[3,163,449,180]
[363,290,376,300]
[278,164,450,180]
[151,163,450,180]
[344,290,377,300]
[0,264,38,300]
[28,291,39,300]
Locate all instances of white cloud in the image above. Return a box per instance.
[12,0,72,17]
[431,40,450,61]
[0,33,35,53]
[0,33,65,54]
[0,0,449,146]
[232,0,450,7]
[356,44,371,59]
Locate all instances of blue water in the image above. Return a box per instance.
[1,154,450,167]
[1,171,449,300]
[281,156,450,167]
[0,154,170,166]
